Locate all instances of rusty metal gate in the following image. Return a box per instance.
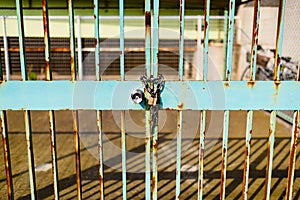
[0,0,299,199]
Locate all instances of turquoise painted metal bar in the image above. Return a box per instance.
[97,110,104,199]
[1,81,300,110]
[175,111,182,200]
[273,0,286,81]
[286,110,299,200]
[224,0,235,81]
[222,10,228,80]
[119,0,127,199]
[68,0,77,81]
[242,0,260,199]
[197,110,206,200]
[265,1,286,198]
[24,110,36,199]
[220,110,230,200]
[144,0,151,199]
[264,110,276,200]
[178,0,185,81]
[0,55,14,199]
[42,0,59,199]
[94,0,104,199]
[120,0,125,81]
[198,0,209,199]
[94,0,101,81]
[285,18,299,199]
[176,0,185,198]
[121,110,127,200]
[0,111,13,200]
[202,0,210,81]
[16,0,37,199]
[152,1,160,199]
[220,0,235,199]
[15,0,27,81]
[68,1,82,199]
[242,111,253,199]
[152,0,159,78]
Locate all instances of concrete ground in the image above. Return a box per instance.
[0,110,299,199]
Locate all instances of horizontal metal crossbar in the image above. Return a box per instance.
[0,80,299,110]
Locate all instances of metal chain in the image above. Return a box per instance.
[140,74,165,97]
[140,74,165,130]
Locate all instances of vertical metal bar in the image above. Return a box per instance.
[220,110,229,200]
[43,0,52,81]
[68,0,77,81]
[77,17,83,81]
[286,111,299,200]
[94,0,101,81]
[144,0,151,199]
[202,0,209,81]
[220,1,235,199]
[264,110,276,200]
[222,10,228,80]
[119,0,127,199]
[2,16,10,80]
[224,0,235,82]
[94,1,104,199]
[198,1,209,199]
[242,111,253,200]
[145,0,151,77]
[175,110,183,200]
[197,110,206,200]
[151,1,159,200]
[42,1,59,199]
[121,111,127,200]
[178,0,185,81]
[16,0,28,81]
[97,110,104,199]
[242,1,260,199]
[120,0,125,81]
[16,1,37,199]
[265,1,286,198]
[0,47,14,200]
[285,57,300,200]
[24,110,37,199]
[152,0,159,78]
[68,1,82,199]
[273,0,286,81]
[196,15,202,80]
[0,111,13,200]
[176,1,185,199]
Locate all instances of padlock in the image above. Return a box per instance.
[148,94,157,106]
[131,89,144,104]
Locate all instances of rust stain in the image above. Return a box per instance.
[220,147,227,197]
[177,103,183,110]
[99,175,103,196]
[247,81,255,88]
[151,176,156,193]
[94,14,96,20]
[199,148,204,159]
[287,111,299,194]
[224,82,229,88]
[94,38,98,47]
[153,139,158,150]
[145,11,151,29]
[274,80,280,92]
